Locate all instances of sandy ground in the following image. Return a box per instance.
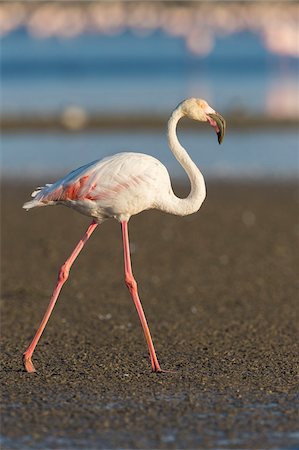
[1,180,298,449]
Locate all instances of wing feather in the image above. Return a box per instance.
[23,153,169,211]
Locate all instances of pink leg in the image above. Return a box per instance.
[23,220,98,373]
[121,221,162,372]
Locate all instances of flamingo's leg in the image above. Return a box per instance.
[121,221,162,372]
[23,220,98,373]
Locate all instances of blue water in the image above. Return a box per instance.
[1,29,298,116]
[2,129,298,180]
[1,29,298,179]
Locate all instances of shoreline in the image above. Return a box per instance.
[2,113,298,133]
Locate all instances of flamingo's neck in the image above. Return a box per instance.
[161,108,206,216]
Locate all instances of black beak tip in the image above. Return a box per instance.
[208,112,225,145]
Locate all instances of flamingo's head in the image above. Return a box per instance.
[179,98,226,144]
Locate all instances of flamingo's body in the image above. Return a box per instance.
[24,153,175,222]
[22,98,226,374]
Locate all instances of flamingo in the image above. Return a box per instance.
[22,98,226,374]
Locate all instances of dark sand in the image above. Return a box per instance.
[1,181,298,449]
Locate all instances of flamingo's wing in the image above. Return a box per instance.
[23,153,169,210]
[23,159,100,209]
[80,153,167,203]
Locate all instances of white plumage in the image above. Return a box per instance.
[22,98,226,374]
[24,152,173,223]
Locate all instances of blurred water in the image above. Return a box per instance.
[2,129,298,180]
[1,29,298,180]
[2,29,298,116]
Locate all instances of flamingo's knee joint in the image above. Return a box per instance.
[58,263,70,282]
[125,274,137,291]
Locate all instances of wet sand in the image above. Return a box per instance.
[1,180,298,449]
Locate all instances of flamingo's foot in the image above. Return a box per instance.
[155,368,177,374]
[151,361,162,373]
[23,354,36,373]
[151,362,175,374]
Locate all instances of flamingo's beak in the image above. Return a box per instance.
[207,112,226,144]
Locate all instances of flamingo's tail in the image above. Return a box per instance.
[23,200,43,210]
[23,184,53,210]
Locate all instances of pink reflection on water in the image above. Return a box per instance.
[266,75,299,118]
[0,2,298,59]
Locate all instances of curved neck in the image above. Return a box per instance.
[162,108,206,216]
